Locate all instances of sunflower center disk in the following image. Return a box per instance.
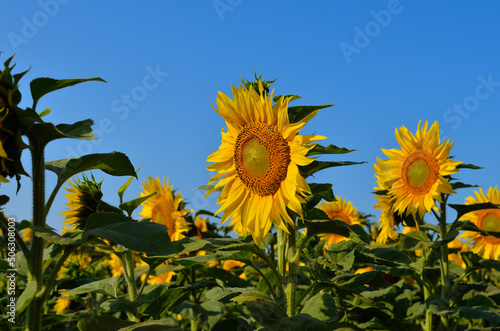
[235,123,291,196]
[481,212,500,233]
[402,152,439,194]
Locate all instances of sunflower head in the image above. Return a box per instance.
[206,79,325,246]
[60,174,104,230]
[460,186,500,260]
[0,55,30,187]
[377,120,461,221]
[318,196,362,249]
[139,176,192,241]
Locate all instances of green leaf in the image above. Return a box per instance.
[38,108,51,118]
[278,314,328,331]
[46,152,136,185]
[119,192,156,217]
[142,286,187,319]
[363,247,413,266]
[301,160,366,177]
[300,293,338,322]
[273,94,302,103]
[84,212,175,256]
[307,144,356,156]
[449,202,499,221]
[196,184,223,193]
[118,320,183,331]
[332,271,387,293]
[308,183,336,202]
[32,226,89,245]
[16,281,37,314]
[451,181,479,190]
[28,119,96,147]
[174,250,252,268]
[77,314,136,331]
[288,104,334,124]
[305,210,370,245]
[172,300,226,330]
[457,163,483,170]
[461,252,500,271]
[66,275,122,297]
[30,76,106,109]
[213,318,252,331]
[231,292,287,330]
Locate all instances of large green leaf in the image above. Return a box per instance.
[300,293,338,322]
[28,119,96,147]
[16,281,37,314]
[30,77,106,109]
[461,252,500,271]
[231,292,287,330]
[33,226,89,245]
[449,202,499,221]
[84,212,175,256]
[172,300,226,330]
[66,275,122,297]
[77,314,135,331]
[119,192,156,217]
[288,104,334,124]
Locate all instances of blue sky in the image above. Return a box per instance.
[1,1,500,232]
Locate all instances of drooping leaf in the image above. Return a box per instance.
[32,226,89,245]
[30,76,106,109]
[28,119,96,147]
[16,281,37,314]
[171,300,226,331]
[232,292,287,330]
[451,181,479,190]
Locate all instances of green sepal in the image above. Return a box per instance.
[457,163,483,170]
[30,76,106,110]
[273,94,302,103]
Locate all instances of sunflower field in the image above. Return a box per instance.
[1,54,500,331]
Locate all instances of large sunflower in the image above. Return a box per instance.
[381,121,461,220]
[318,195,362,248]
[139,176,191,241]
[460,187,500,260]
[206,81,325,246]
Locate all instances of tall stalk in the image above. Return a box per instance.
[438,196,450,328]
[26,135,46,331]
[285,222,297,316]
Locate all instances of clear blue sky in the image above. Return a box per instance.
[1,1,499,232]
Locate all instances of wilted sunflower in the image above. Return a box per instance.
[318,196,362,248]
[381,121,461,220]
[460,187,500,260]
[206,80,325,246]
[139,176,191,241]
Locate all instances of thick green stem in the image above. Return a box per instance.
[277,228,286,280]
[424,285,433,331]
[27,136,46,331]
[286,223,297,317]
[439,198,449,328]
[124,250,138,302]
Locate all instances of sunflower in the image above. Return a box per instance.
[206,80,325,246]
[381,121,461,220]
[373,157,399,244]
[139,176,191,241]
[54,291,71,314]
[318,195,362,248]
[60,175,103,230]
[460,187,500,260]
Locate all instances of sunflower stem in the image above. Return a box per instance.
[277,228,287,281]
[423,245,434,331]
[285,222,297,317]
[438,196,450,328]
[26,135,46,331]
[124,250,138,302]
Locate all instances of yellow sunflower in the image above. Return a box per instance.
[21,227,32,242]
[54,291,71,314]
[460,187,500,260]
[139,176,191,241]
[318,195,362,248]
[60,175,102,230]
[206,80,325,246]
[373,157,398,244]
[381,121,461,220]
